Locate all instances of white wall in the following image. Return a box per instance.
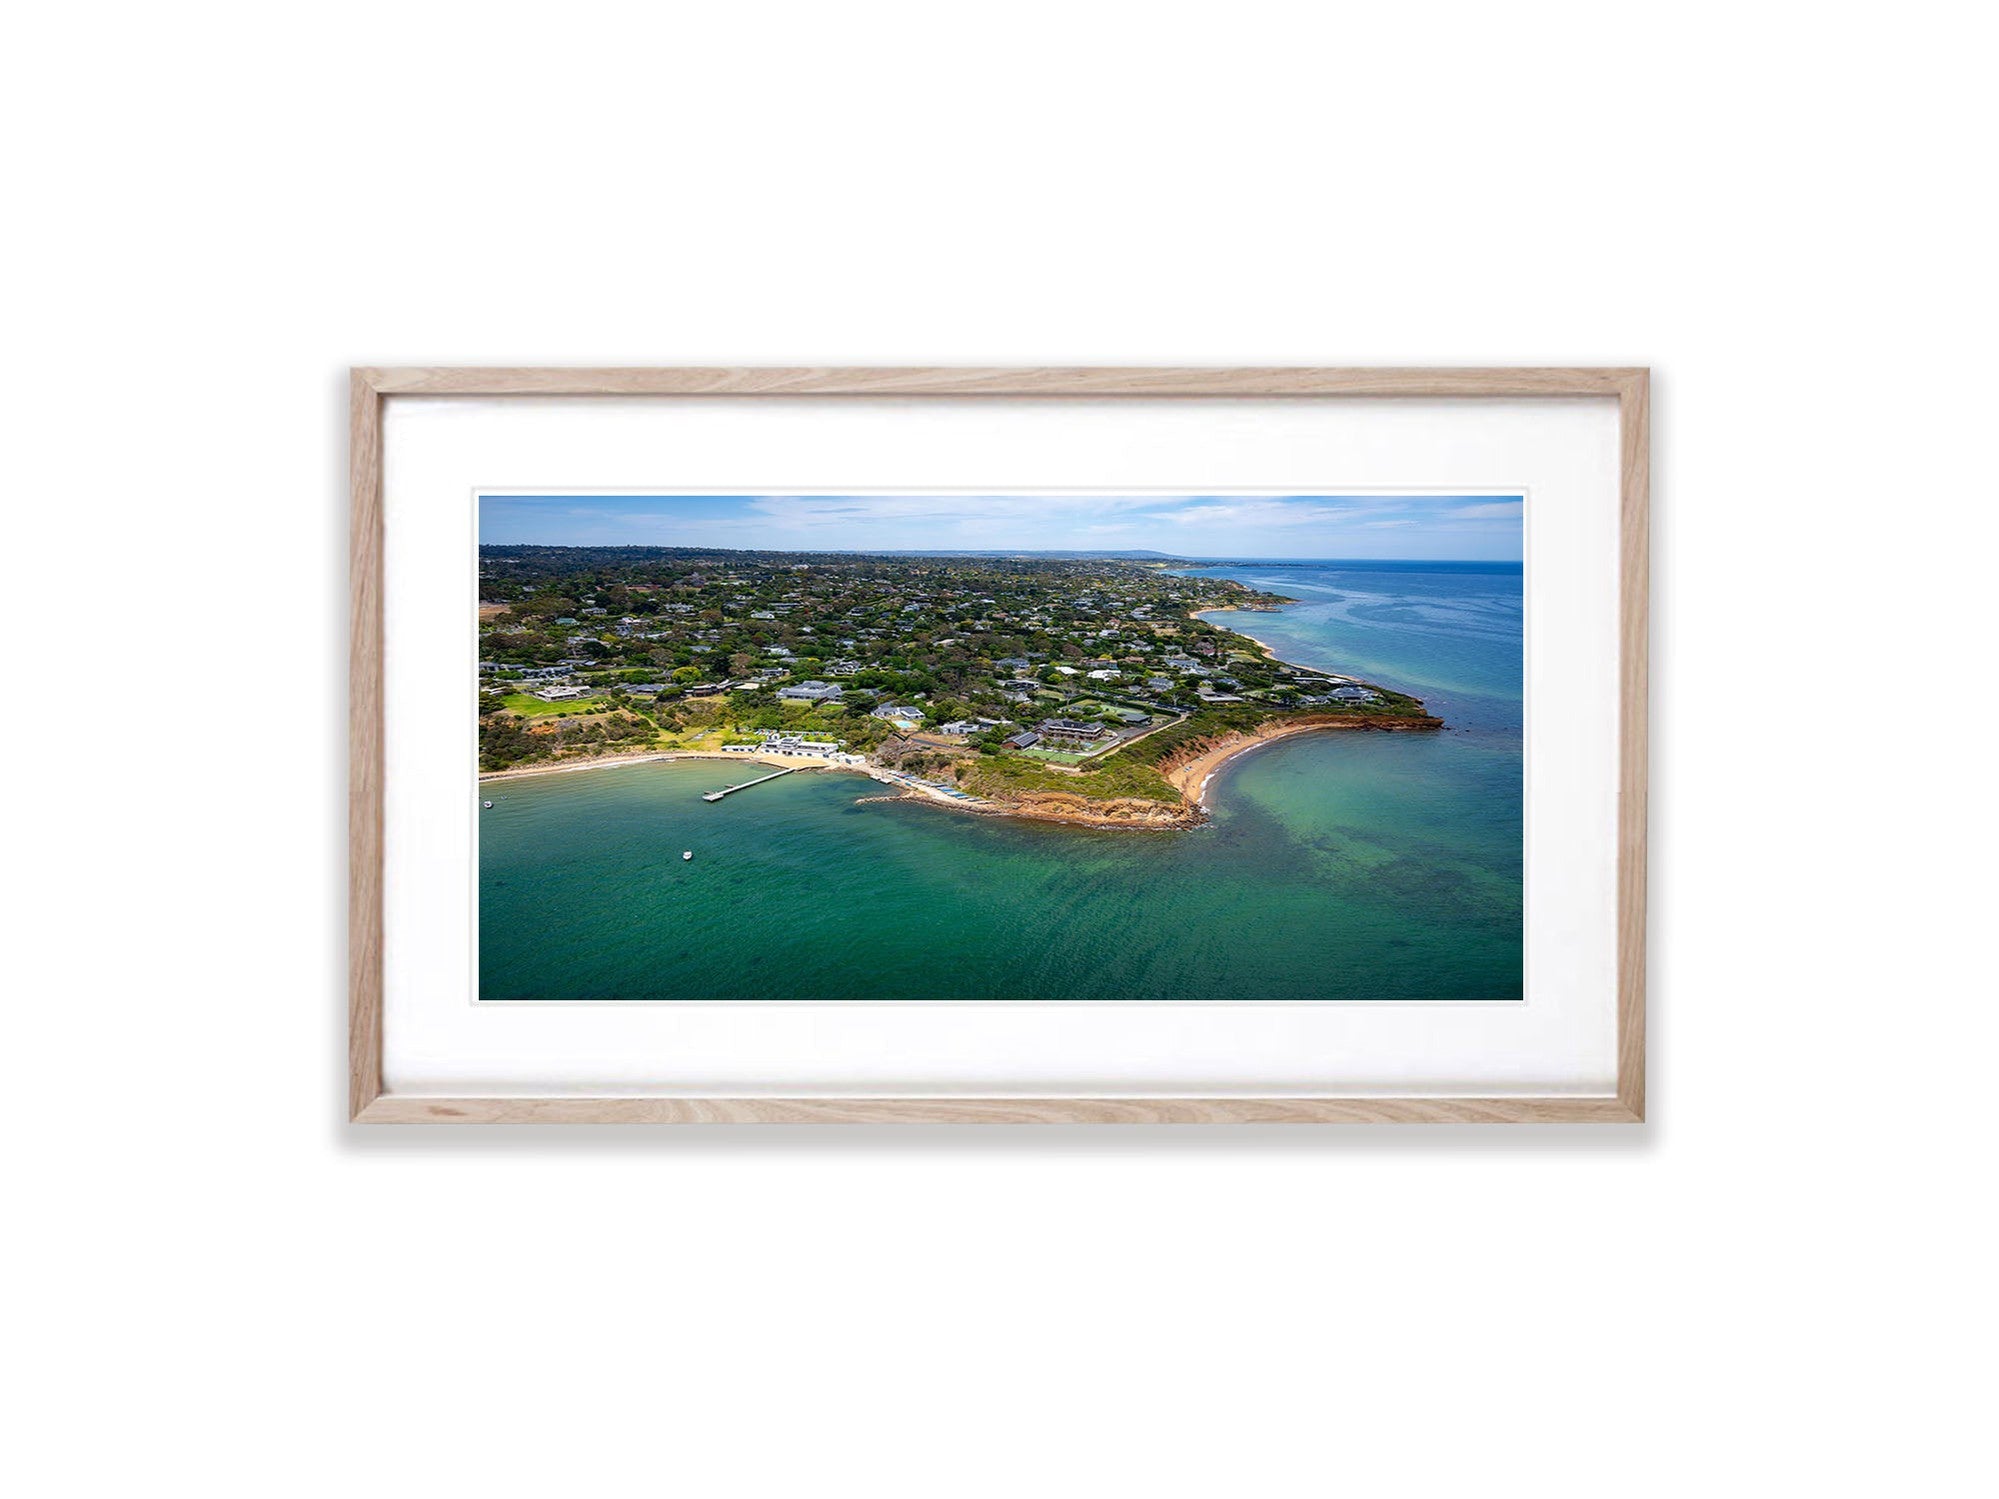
[8,4,1989,1497]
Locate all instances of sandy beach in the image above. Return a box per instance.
[478,749,868,784]
[1191,609,1353,682]
[1161,714,1440,807]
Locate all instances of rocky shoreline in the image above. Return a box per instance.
[861,785,1200,831]
[864,712,1441,830]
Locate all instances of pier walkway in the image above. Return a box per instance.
[701,766,801,802]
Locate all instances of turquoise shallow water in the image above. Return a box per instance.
[478,560,1522,1001]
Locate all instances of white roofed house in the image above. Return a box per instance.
[757,731,844,755]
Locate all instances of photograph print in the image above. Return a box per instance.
[476,491,1524,1002]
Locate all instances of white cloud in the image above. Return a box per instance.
[1449,499,1525,520]
[485,492,1524,560]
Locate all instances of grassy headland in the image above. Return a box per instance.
[475,546,1439,821]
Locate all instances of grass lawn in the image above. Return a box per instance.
[659,726,733,751]
[501,692,608,717]
[964,748,1179,805]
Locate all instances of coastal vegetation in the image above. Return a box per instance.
[475,546,1440,819]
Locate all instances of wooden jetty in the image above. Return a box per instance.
[701,766,801,802]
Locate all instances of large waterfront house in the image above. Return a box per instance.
[724,732,846,756]
[1038,718,1107,740]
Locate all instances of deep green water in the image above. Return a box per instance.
[478,560,1522,1001]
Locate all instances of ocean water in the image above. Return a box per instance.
[478,559,1523,1001]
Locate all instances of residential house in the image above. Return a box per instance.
[1038,718,1107,740]
[777,680,844,703]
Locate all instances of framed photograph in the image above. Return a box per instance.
[351,367,1647,1122]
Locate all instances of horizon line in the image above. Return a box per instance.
[476,543,1519,564]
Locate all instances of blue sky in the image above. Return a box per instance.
[478,492,1524,561]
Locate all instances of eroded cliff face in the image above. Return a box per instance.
[871,713,1447,830]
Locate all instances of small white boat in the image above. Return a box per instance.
[682,850,693,861]
[481,800,493,809]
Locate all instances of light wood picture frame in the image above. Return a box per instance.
[350,367,1648,1123]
